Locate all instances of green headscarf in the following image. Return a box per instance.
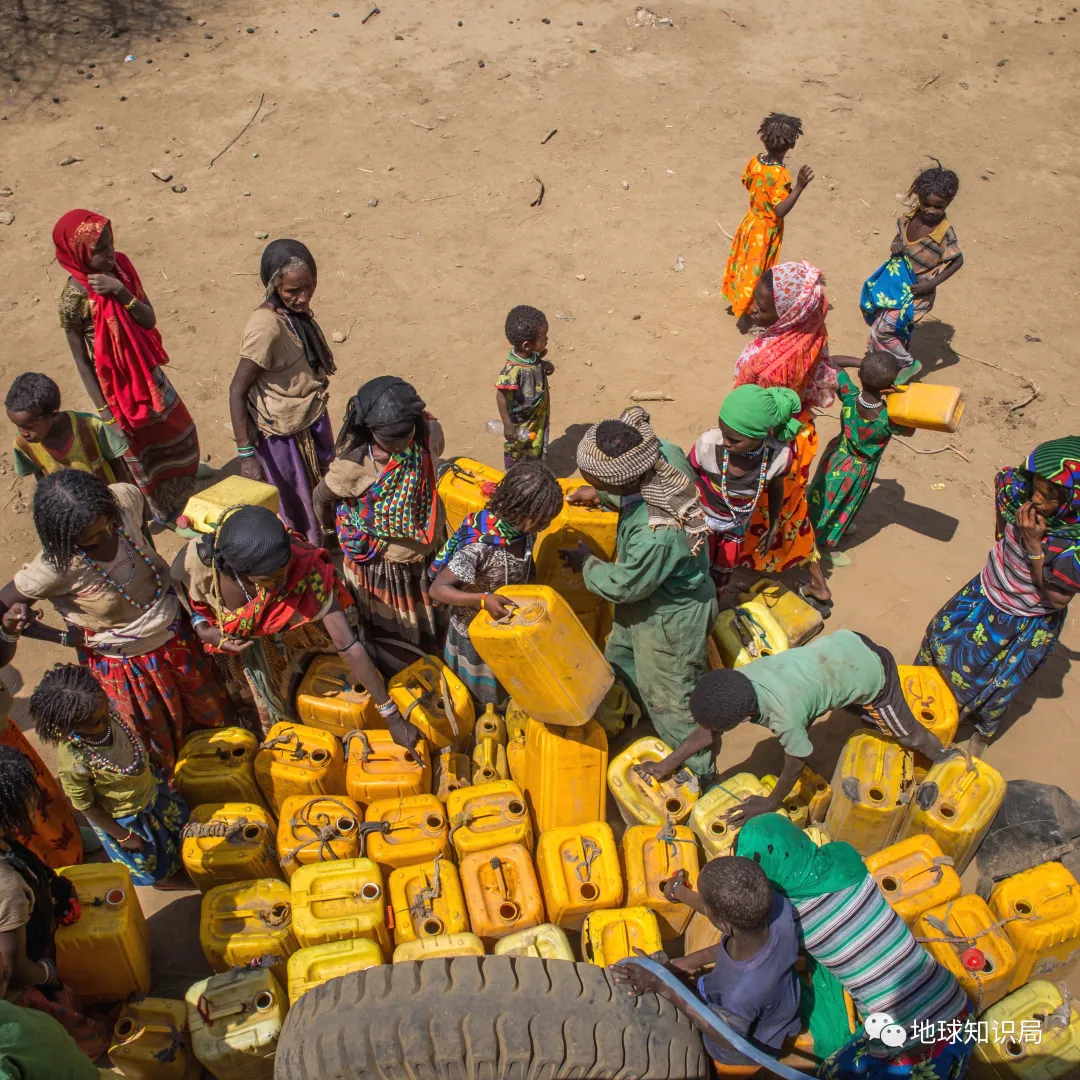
[736,815,867,1060]
[718,385,804,442]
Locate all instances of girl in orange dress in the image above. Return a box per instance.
[721,114,814,330]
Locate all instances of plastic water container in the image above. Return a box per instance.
[55,864,150,1005]
[989,862,1080,991]
[447,779,534,858]
[392,931,486,963]
[437,458,503,533]
[289,857,390,954]
[689,773,769,859]
[433,748,472,800]
[804,826,831,847]
[468,585,614,727]
[886,382,965,433]
[388,856,470,945]
[711,602,790,669]
[295,655,381,738]
[506,729,526,785]
[493,923,575,961]
[537,821,624,931]
[760,773,812,829]
[459,841,545,947]
[582,907,662,967]
[897,754,1006,873]
[286,939,384,1004]
[824,732,914,856]
[973,979,1080,1079]
[521,717,608,834]
[109,996,197,1080]
[896,665,960,749]
[181,802,281,892]
[174,727,265,811]
[181,475,280,534]
[364,793,451,876]
[738,578,824,647]
[864,835,962,926]
[254,722,346,816]
[388,655,476,750]
[471,737,509,784]
[186,967,287,1080]
[276,794,363,880]
[474,703,507,744]
[621,823,701,940]
[344,729,430,806]
[607,736,700,827]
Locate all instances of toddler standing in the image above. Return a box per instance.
[495,305,554,469]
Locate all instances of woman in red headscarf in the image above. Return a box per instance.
[53,210,200,523]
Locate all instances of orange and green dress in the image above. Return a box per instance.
[721,155,791,317]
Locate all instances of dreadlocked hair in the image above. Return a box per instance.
[909,159,959,202]
[32,468,120,574]
[0,745,42,837]
[487,460,563,533]
[30,663,104,744]
[758,113,803,151]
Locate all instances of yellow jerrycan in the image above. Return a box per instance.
[738,578,823,647]
[447,779,534,858]
[582,907,663,967]
[433,748,472,800]
[592,680,641,738]
[459,842,545,947]
[864,835,962,927]
[897,753,1006,873]
[364,793,452,876]
[711,601,789,669]
[990,862,1080,991]
[473,702,506,744]
[913,895,1018,1010]
[286,939,384,1004]
[760,773,811,829]
[181,802,281,892]
[174,727,265,811]
[886,382,965,433]
[254,722,346,816]
[506,729,526,786]
[437,458,503,532]
[505,701,529,743]
[200,878,298,988]
[180,475,280,533]
[493,923,575,961]
[621,822,701,940]
[392,931,486,963]
[896,665,959,749]
[388,654,476,750]
[468,584,614,727]
[521,716,608,834]
[276,794,362,880]
[537,821,624,931]
[689,773,770,859]
[388,854,470,946]
[185,967,287,1080]
[344,729,430,806]
[295,654,381,738]
[472,737,510,784]
[804,826,831,846]
[289,857,391,953]
[55,864,150,1005]
[110,996,198,1080]
[823,732,914,856]
[973,979,1080,1080]
[607,736,700,827]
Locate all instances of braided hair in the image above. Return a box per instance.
[909,159,960,203]
[758,113,803,152]
[0,745,42,837]
[487,460,563,533]
[29,663,104,744]
[32,469,120,573]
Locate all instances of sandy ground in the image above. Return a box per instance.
[2,0,1079,1012]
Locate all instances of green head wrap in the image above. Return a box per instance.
[719,385,804,442]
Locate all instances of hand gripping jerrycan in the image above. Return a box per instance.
[437,457,504,533]
[582,907,663,967]
[180,475,280,533]
[468,585,614,727]
[363,793,452,877]
[886,382,965,432]
[286,939,385,1004]
[689,773,769,859]
[388,654,476,750]
[521,716,608,834]
[621,822,701,940]
[537,821,624,931]
[344,729,431,807]
[289,857,391,954]
[181,802,281,892]
[110,996,199,1080]
[447,779,534,858]
[493,923,575,961]
[896,664,960,749]
[459,842,545,947]
[711,602,789,669]
[607,736,700,827]
[864,835,962,927]
[253,722,346,816]
[737,578,823,647]
[392,931,486,963]
[388,854,470,945]
[275,794,363,880]
[174,727,265,811]
[295,654,381,738]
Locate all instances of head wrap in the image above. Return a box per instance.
[52,210,170,431]
[719,385,804,442]
[259,239,336,379]
[576,406,708,554]
[732,260,836,410]
[196,505,292,577]
[336,376,427,454]
[997,437,1080,540]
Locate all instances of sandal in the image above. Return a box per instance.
[798,584,833,619]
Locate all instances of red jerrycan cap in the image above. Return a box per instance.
[960,947,986,971]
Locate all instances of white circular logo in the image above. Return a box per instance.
[864,1013,893,1039]
[881,1024,907,1048]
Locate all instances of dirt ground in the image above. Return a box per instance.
[1,0,1079,1010]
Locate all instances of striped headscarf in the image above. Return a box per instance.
[997,436,1080,540]
[577,406,708,554]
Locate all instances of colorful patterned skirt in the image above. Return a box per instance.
[91,779,188,886]
[818,1022,973,1079]
[503,396,550,471]
[721,212,784,319]
[807,434,883,550]
[343,554,440,659]
[81,617,231,769]
[444,614,501,706]
[917,573,1067,737]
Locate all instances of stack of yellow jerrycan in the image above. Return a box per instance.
[711,601,789,669]
[344,729,431,805]
[437,457,504,532]
[173,727,266,810]
[110,997,199,1080]
[389,853,470,945]
[181,802,281,891]
[389,654,476,750]
[295,654,381,737]
[864,835,962,926]
[621,823,701,939]
[254,722,346,815]
[275,794,363,879]
[737,578,824,647]
[471,703,509,783]
[537,821,624,930]
[607,736,700,827]
[178,474,280,533]
[287,939,385,1005]
[200,878,297,988]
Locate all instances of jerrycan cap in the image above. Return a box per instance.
[960,947,986,971]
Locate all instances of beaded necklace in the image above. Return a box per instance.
[69,715,146,776]
[719,447,769,521]
[78,525,164,612]
[857,393,884,411]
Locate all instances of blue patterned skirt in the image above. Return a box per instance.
[917,573,1066,737]
[93,780,189,886]
[818,1029,973,1079]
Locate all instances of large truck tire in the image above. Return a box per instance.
[274,955,709,1080]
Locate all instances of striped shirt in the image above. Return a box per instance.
[896,212,962,279]
[981,524,1058,617]
[793,876,967,1047]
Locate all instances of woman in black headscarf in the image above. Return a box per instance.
[228,239,337,545]
[313,376,445,666]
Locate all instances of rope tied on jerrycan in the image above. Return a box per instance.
[409,852,444,922]
[181,817,273,844]
[281,796,362,871]
[259,728,307,761]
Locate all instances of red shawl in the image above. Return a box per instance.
[52,209,170,431]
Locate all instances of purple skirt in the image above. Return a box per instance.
[255,412,334,545]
